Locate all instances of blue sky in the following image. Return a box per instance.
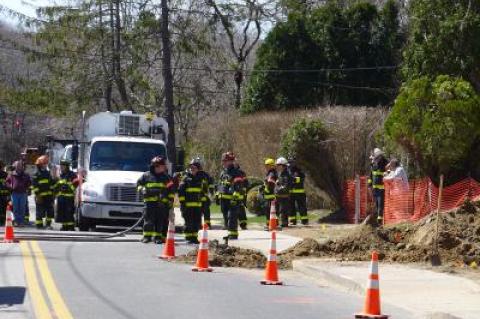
[1,0,52,27]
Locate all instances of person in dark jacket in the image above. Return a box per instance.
[368,148,389,225]
[54,160,78,231]
[32,155,56,229]
[137,156,175,244]
[275,157,292,228]
[288,158,308,225]
[260,158,277,230]
[6,161,31,226]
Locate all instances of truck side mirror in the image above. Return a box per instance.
[71,144,79,169]
[176,147,185,172]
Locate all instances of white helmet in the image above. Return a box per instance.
[373,148,384,158]
[276,157,288,165]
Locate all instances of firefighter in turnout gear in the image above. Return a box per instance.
[32,155,55,229]
[233,162,248,230]
[54,160,78,231]
[368,148,389,226]
[259,158,277,230]
[288,157,308,225]
[275,157,292,228]
[216,152,246,239]
[178,159,205,244]
[191,158,215,228]
[0,160,10,226]
[137,156,175,244]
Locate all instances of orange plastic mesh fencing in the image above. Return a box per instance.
[343,177,480,225]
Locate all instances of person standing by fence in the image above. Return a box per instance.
[368,148,388,226]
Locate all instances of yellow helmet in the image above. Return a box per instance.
[264,158,275,166]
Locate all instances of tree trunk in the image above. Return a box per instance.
[114,0,129,108]
[161,0,176,169]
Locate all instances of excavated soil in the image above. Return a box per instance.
[279,200,480,268]
[178,201,480,270]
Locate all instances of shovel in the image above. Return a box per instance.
[431,174,444,266]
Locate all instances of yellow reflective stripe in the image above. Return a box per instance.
[228,231,238,236]
[58,193,75,197]
[144,196,158,202]
[295,177,301,183]
[219,194,233,199]
[143,231,154,236]
[290,189,305,193]
[372,171,384,176]
[168,194,175,198]
[178,196,186,201]
[201,197,208,202]
[38,179,50,184]
[264,194,275,199]
[38,192,53,196]
[146,182,165,188]
[186,187,202,193]
[373,185,385,190]
[185,202,202,207]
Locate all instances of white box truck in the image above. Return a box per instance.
[60,111,174,231]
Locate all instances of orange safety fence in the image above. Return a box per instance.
[343,177,480,225]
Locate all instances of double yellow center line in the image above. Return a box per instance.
[20,241,74,319]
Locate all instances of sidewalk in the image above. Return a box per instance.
[208,229,302,255]
[293,259,480,319]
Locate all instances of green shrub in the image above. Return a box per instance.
[246,185,264,216]
[281,118,342,205]
[384,75,480,184]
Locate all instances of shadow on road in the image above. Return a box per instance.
[0,286,26,306]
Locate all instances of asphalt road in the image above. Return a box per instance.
[0,235,415,319]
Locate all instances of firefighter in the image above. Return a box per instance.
[0,160,10,226]
[54,160,78,231]
[178,159,204,244]
[259,158,277,231]
[193,158,215,229]
[233,162,248,230]
[368,148,389,225]
[288,157,308,226]
[275,157,292,228]
[137,156,174,244]
[32,155,55,229]
[216,152,245,239]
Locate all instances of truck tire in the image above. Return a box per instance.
[76,206,94,231]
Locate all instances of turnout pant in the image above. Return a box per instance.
[143,202,169,240]
[221,199,239,238]
[277,197,290,227]
[238,205,247,229]
[373,189,385,222]
[290,194,308,225]
[202,198,211,226]
[35,197,54,227]
[55,196,75,230]
[0,196,8,226]
[220,199,230,228]
[183,207,202,242]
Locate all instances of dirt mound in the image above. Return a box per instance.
[280,200,480,267]
[176,240,271,269]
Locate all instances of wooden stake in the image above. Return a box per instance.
[432,174,444,266]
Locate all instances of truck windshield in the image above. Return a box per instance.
[89,141,166,172]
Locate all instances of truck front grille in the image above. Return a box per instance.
[106,184,143,203]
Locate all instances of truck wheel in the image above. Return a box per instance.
[76,207,93,232]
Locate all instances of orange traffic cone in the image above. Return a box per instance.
[159,220,176,260]
[260,231,282,285]
[269,200,278,231]
[3,202,18,243]
[192,224,213,272]
[355,251,389,319]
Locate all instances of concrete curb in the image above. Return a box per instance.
[292,259,364,295]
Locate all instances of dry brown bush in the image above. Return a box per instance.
[189,106,389,209]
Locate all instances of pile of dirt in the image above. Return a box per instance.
[279,201,480,268]
[176,240,274,269]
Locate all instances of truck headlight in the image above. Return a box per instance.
[83,189,98,198]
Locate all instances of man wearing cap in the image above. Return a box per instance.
[217,152,245,239]
[368,148,389,225]
[137,156,175,244]
[178,159,205,244]
[260,158,277,230]
[275,157,292,228]
[54,160,78,231]
[0,160,10,226]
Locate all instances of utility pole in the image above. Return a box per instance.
[161,0,176,169]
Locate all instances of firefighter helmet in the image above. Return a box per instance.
[221,152,235,161]
[151,156,166,166]
[264,158,275,166]
[35,155,49,166]
[275,157,288,166]
[189,157,202,168]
